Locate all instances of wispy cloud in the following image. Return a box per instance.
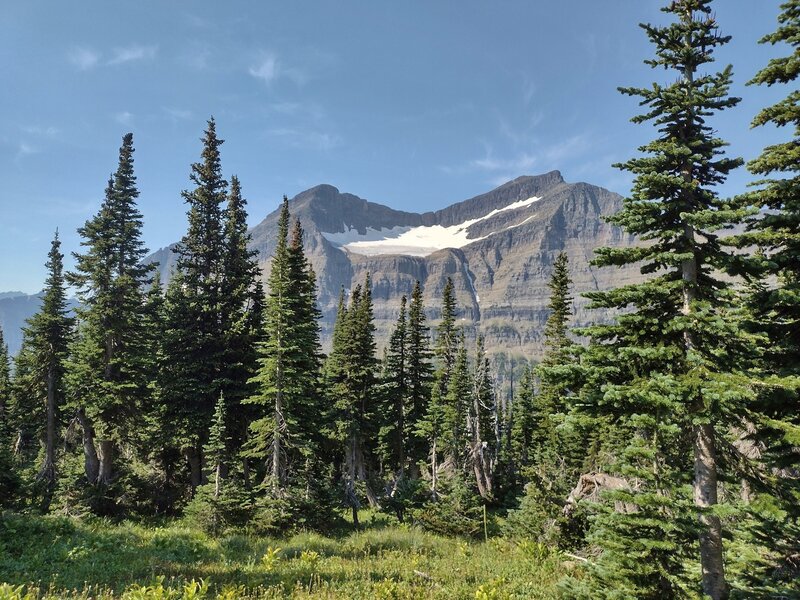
[21,125,59,137]
[68,46,100,70]
[163,107,193,121]
[16,142,37,158]
[68,44,156,70]
[115,111,134,126]
[267,128,341,151]
[249,52,307,85]
[107,45,157,66]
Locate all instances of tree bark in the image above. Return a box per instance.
[184,446,203,490]
[76,408,99,483]
[97,440,114,485]
[694,423,729,600]
[38,365,57,487]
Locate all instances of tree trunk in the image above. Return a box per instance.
[97,440,114,485]
[430,437,438,498]
[38,365,57,487]
[76,408,99,483]
[694,423,729,600]
[184,446,203,490]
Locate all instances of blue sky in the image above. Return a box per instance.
[0,1,787,293]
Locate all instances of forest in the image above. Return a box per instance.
[0,1,798,598]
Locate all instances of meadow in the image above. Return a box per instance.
[0,512,571,599]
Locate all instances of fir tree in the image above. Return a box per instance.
[159,118,229,491]
[24,232,73,506]
[220,175,261,463]
[734,2,800,591]
[468,335,496,499]
[434,277,458,389]
[564,3,760,598]
[380,295,408,474]
[0,326,18,506]
[67,132,154,487]
[325,275,379,525]
[247,200,322,494]
[405,281,434,471]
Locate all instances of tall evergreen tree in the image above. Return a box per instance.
[326,275,379,525]
[734,2,800,590]
[405,281,434,471]
[220,175,261,461]
[24,232,73,505]
[0,326,18,506]
[434,277,458,389]
[380,296,408,474]
[247,201,322,494]
[0,326,10,440]
[468,336,496,499]
[67,132,154,486]
[564,3,759,598]
[159,118,229,490]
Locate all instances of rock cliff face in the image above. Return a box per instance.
[149,171,640,361]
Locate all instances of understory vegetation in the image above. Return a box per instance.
[0,513,568,599]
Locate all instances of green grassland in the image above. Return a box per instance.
[0,512,573,599]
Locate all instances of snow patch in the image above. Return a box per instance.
[322,196,540,257]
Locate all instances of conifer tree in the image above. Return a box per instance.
[434,277,458,389]
[0,326,10,440]
[735,2,800,590]
[564,3,760,598]
[380,296,408,474]
[206,394,228,500]
[24,232,73,505]
[405,281,434,470]
[442,334,470,471]
[247,200,322,494]
[468,336,496,499]
[67,132,154,487]
[159,118,229,490]
[220,175,261,461]
[326,275,379,525]
[0,326,18,506]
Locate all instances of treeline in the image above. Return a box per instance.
[1,0,799,597]
[0,121,556,529]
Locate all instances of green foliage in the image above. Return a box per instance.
[564,1,765,597]
[66,133,155,494]
[0,515,567,598]
[411,475,484,538]
[247,202,323,494]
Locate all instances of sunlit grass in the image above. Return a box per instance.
[0,512,572,598]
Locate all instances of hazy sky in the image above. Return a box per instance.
[0,1,787,293]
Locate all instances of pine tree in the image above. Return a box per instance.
[434,277,458,389]
[405,281,434,471]
[206,394,228,500]
[734,2,800,591]
[0,326,18,506]
[380,295,408,474]
[247,200,322,494]
[24,232,73,506]
[159,118,229,491]
[564,3,760,598]
[442,334,470,471]
[220,175,261,464]
[325,275,379,525]
[468,336,496,499]
[67,132,154,487]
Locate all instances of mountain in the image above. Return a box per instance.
[0,293,79,356]
[148,171,640,362]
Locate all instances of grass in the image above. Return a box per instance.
[0,511,574,599]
